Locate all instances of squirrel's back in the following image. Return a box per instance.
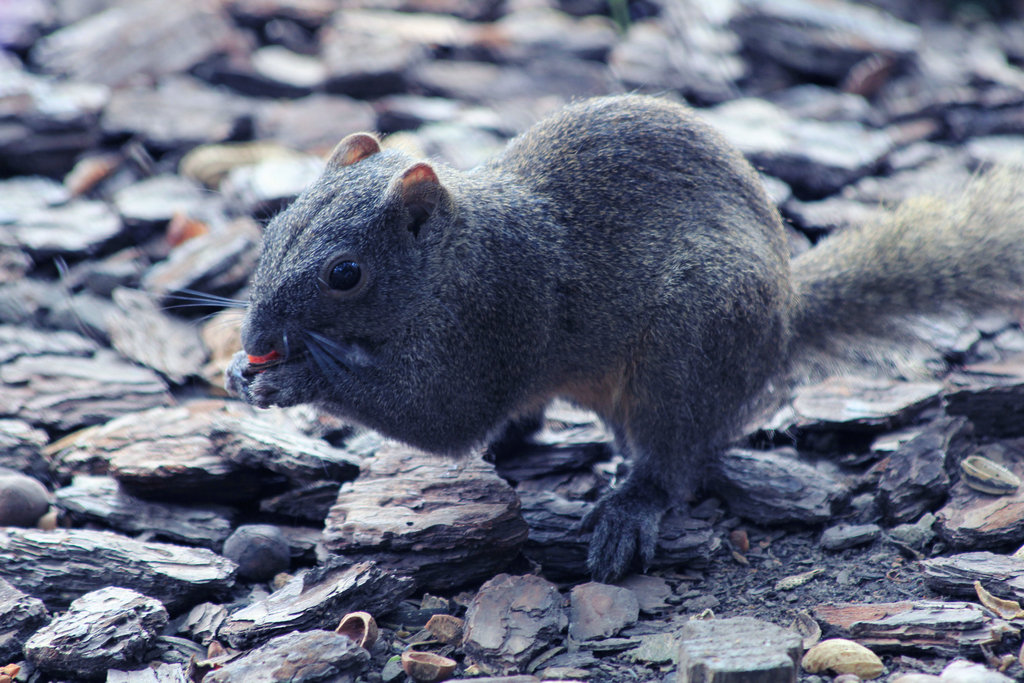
[479,96,794,403]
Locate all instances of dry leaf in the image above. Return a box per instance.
[775,568,824,591]
[974,580,1024,620]
[790,610,822,650]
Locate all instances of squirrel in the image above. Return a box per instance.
[226,94,1024,581]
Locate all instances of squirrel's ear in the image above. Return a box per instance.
[398,162,445,238]
[326,133,381,169]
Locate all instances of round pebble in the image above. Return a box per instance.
[0,474,50,527]
[221,524,291,581]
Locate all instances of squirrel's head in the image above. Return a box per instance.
[239,132,454,384]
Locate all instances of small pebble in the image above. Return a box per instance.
[821,523,881,551]
[221,524,290,581]
[0,474,50,527]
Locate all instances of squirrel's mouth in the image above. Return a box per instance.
[241,334,372,378]
[241,349,290,376]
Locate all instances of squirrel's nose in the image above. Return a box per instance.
[240,313,290,362]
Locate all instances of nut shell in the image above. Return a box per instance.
[961,455,1020,495]
[425,614,464,646]
[401,650,457,683]
[802,638,884,679]
[335,611,378,649]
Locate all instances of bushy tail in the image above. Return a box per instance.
[789,166,1024,376]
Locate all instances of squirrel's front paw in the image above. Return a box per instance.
[582,487,666,582]
[225,351,254,401]
[225,350,288,408]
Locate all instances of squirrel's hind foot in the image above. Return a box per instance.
[582,485,666,582]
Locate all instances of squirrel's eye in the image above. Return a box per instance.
[328,261,362,291]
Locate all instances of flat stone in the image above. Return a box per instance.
[64,246,148,298]
[0,0,54,52]
[220,156,324,217]
[785,195,887,236]
[211,413,361,486]
[101,78,254,152]
[111,174,210,228]
[106,287,208,384]
[940,660,1015,683]
[141,217,261,305]
[0,576,48,663]
[205,629,371,683]
[768,376,944,433]
[409,58,616,105]
[107,663,190,682]
[0,199,123,258]
[812,601,1018,657]
[710,447,849,525]
[481,8,617,64]
[610,5,743,104]
[730,0,920,81]
[254,94,376,155]
[251,45,328,91]
[922,552,1024,604]
[676,616,802,683]
[0,175,69,223]
[617,574,674,614]
[888,513,938,551]
[847,151,975,205]
[702,98,895,197]
[0,67,108,177]
[568,582,639,641]
[0,418,50,482]
[0,324,97,363]
[462,573,567,676]
[936,450,1024,550]
[25,586,168,680]
[376,94,469,133]
[411,122,508,171]
[55,474,234,549]
[46,400,267,503]
[771,84,876,122]
[259,481,343,522]
[320,10,429,97]
[31,0,243,88]
[323,444,527,590]
[631,632,679,665]
[877,420,958,524]
[218,558,414,649]
[0,528,236,609]
[180,602,229,646]
[945,356,1024,438]
[821,523,881,550]
[966,135,1024,170]
[0,348,172,432]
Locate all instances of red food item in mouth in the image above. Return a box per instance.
[247,350,281,365]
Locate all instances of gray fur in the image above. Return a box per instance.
[227,95,1024,581]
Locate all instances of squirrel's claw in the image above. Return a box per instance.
[582,488,663,582]
[226,350,281,408]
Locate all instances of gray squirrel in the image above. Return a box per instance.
[227,94,1024,581]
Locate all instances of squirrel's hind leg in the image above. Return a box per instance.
[581,353,732,581]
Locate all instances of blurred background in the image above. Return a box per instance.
[1,0,1024,399]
